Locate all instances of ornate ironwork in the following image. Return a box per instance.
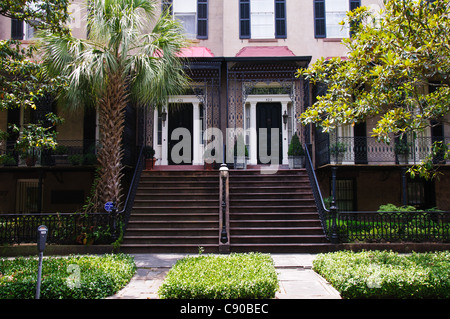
[0,212,119,245]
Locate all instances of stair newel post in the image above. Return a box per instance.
[219,164,230,253]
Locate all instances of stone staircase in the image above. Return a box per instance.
[120,168,332,254]
[120,170,220,253]
[228,169,331,253]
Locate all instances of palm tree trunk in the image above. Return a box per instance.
[96,71,128,210]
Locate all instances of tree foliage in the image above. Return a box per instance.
[0,0,69,111]
[298,0,450,178]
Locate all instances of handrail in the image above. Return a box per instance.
[304,143,330,238]
[118,144,145,232]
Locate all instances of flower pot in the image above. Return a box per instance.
[288,155,305,169]
[145,157,156,170]
[25,157,36,167]
[397,154,408,165]
[234,156,247,169]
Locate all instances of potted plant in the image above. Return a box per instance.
[143,145,156,170]
[52,145,69,165]
[288,133,305,168]
[330,142,346,164]
[10,113,63,167]
[395,140,410,164]
[203,145,216,170]
[0,153,17,166]
[233,134,249,169]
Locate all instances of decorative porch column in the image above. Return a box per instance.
[161,108,169,165]
[249,101,257,165]
[192,102,202,165]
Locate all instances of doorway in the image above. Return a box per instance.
[256,103,282,164]
[168,104,193,165]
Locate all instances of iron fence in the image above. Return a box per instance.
[0,212,120,245]
[306,143,450,243]
[332,211,450,243]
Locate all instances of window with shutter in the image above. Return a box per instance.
[314,0,360,39]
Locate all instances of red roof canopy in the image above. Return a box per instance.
[235,46,295,57]
[177,46,215,58]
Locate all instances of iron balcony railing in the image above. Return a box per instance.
[1,140,99,167]
[317,136,449,166]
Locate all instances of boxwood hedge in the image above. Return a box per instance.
[313,250,450,299]
[158,253,279,299]
[0,254,136,299]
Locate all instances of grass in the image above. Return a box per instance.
[313,250,450,299]
[158,252,279,299]
[0,253,136,299]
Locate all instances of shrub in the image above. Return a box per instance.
[0,254,136,299]
[313,250,450,299]
[158,253,279,299]
[287,133,304,156]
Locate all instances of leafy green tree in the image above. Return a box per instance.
[0,0,69,35]
[298,0,450,178]
[39,0,188,209]
[0,0,69,111]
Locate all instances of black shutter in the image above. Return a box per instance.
[314,0,326,38]
[350,0,360,11]
[11,19,23,40]
[162,0,173,15]
[349,0,360,37]
[240,0,250,39]
[275,0,286,38]
[197,0,208,39]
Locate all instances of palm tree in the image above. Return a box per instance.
[39,0,188,210]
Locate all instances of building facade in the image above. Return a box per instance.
[1,0,449,214]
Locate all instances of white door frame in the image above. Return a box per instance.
[245,94,292,165]
[154,95,203,165]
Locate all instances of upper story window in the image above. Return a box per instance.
[11,19,35,40]
[240,0,286,39]
[162,0,208,40]
[314,0,360,39]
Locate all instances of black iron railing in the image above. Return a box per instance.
[334,211,450,243]
[1,140,99,167]
[305,144,331,240]
[0,144,145,245]
[0,212,118,245]
[317,136,449,166]
[306,143,450,243]
[119,145,145,232]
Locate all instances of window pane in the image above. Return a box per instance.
[175,13,196,39]
[251,0,274,39]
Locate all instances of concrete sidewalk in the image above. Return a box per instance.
[108,253,341,299]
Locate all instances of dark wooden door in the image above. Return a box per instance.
[168,104,193,165]
[256,103,282,164]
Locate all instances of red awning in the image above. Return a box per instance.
[235,46,295,57]
[177,46,215,58]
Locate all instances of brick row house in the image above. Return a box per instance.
[1,0,449,218]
